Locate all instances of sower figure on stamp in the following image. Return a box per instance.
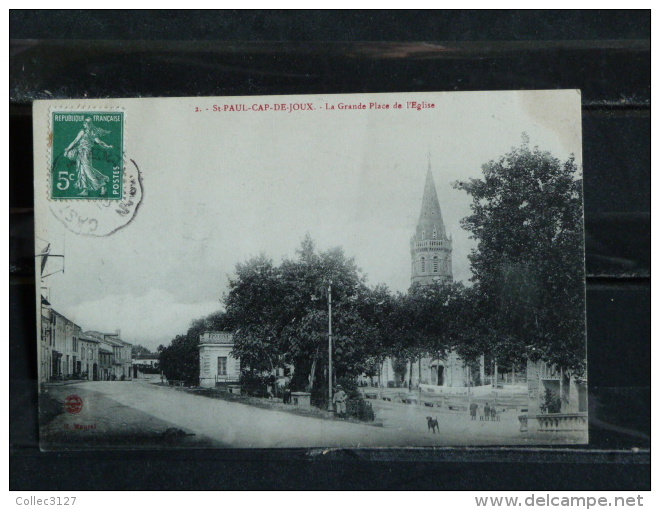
[332,384,347,418]
[64,118,113,196]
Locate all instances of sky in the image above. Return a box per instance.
[34,90,583,351]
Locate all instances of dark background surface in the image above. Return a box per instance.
[10,10,650,490]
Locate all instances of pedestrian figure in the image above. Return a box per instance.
[469,402,478,420]
[333,384,347,418]
[484,402,491,421]
[478,404,484,421]
[491,407,499,421]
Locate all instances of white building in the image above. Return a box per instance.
[132,354,159,368]
[198,331,241,388]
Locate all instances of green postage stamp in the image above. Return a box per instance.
[50,111,124,200]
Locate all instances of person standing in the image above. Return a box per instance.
[484,402,491,421]
[470,402,478,420]
[333,384,347,418]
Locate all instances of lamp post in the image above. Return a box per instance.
[327,280,333,412]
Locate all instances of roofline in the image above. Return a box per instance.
[79,337,101,343]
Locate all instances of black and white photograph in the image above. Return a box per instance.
[33,90,588,448]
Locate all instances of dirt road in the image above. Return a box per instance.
[41,380,547,448]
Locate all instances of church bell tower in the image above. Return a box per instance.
[410,163,453,286]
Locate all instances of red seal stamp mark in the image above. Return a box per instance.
[64,395,83,414]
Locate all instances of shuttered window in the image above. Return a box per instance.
[218,357,228,376]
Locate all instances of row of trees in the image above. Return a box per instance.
[158,139,587,389]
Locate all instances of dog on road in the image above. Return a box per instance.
[426,416,439,434]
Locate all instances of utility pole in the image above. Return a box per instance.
[327,280,333,412]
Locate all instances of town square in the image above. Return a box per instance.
[33,91,587,448]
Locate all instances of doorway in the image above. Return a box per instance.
[436,365,445,386]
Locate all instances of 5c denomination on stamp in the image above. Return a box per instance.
[50,112,124,200]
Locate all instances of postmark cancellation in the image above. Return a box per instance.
[44,107,142,237]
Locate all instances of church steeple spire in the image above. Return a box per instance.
[410,160,453,287]
[416,163,446,242]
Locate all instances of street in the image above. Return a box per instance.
[42,379,551,448]
[369,398,526,443]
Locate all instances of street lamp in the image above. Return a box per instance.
[327,280,333,412]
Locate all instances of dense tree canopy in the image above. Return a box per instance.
[225,235,385,391]
[453,139,586,376]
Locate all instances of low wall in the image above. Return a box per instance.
[519,413,588,434]
[419,384,526,397]
[419,384,472,396]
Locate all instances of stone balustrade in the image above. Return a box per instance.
[536,413,587,432]
[519,413,588,434]
[412,239,453,251]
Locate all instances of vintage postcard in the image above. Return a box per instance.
[33,91,587,449]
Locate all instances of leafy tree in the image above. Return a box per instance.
[454,138,586,377]
[351,284,394,384]
[378,290,427,386]
[225,235,386,394]
[224,253,295,378]
[158,333,199,384]
[130,344,152,356]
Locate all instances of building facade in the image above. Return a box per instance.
[38,301,133,382]
[132,354,159,369]
[77,334,100,380]
[98,345,113,380]
[198,331,241,388]
[85,331,133,380]
[50,309,82,379]
[39,297,53,383]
